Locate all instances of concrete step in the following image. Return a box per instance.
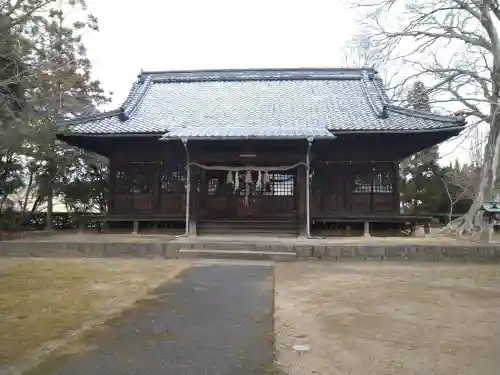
[178,249,296,262]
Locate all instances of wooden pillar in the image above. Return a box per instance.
[364,220,371,237]
[297,165,307,237]
[78,216,85,234]
[108,159,116,213]
[153,161,161,213]
[392,161,400,213]
[188,165,197,235]
[424,221,430,235]
[199,169,207,219]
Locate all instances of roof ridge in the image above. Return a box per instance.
[138,67,377,83]
[140,67,377,75]
[385,104,466,123]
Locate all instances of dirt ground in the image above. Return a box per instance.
[0,258,189,372]
[275,262,500,375]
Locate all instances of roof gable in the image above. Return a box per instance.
[57,68,466,138]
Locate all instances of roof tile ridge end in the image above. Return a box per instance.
[371,75,391,105]
[360,71,387,119]
[385,104,466,123]
[121,75,153,121]
[56,109,123,127]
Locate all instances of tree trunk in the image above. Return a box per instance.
[444,62,500,238]
[21,170,34,215]
[46,186,53,230]
[30,196,41,215]
[451,109,500,236]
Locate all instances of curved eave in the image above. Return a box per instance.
[385,104,466,124]
[55,109,126,131]
[331,125,465,135]
[57,132,165,138]
[54,75,152,134]
[360,73,467,130]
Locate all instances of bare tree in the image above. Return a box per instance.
[354,0,500,237]
[441,124,483,223]
[343,35,400,100]
[441,163,480,222]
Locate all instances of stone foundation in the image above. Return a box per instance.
[1,240,500,263]
[295,244,500,262]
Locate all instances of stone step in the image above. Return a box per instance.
[178,249,296,262]
[175,240,296,252]
[197,229,298,237]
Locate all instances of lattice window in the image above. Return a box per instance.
[269,173,295,196]
[115,162,154,194]
[373,171,393,193]
[115,168,132,194]
[208,178,219,196]
[353,177,373,193]
[226,171,296,196]
[353,165,393,194]
[200,170,298,197]
[161,164,186,194]
[133,164,153,193]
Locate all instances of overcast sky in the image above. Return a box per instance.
[83,0,359,105]
[80,0,468,163]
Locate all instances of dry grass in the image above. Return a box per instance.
[275,262,500,375]
[0,258,189,368]
[14,232,179,242]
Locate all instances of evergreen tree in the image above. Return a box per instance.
[0,0,109,229]
[407,81,430,112]
[400,81,440,214]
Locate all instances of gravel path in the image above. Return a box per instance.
[30,260,275,375]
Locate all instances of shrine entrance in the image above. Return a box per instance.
[197,166,300,221]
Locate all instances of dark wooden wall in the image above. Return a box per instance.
[109,160,187,218]
[310,161,399,218]
[104,139,400,220]
[107,142,187,218]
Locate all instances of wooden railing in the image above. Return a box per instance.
[111,193,185,216]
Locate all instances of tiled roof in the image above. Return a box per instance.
[57,68,466,138]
